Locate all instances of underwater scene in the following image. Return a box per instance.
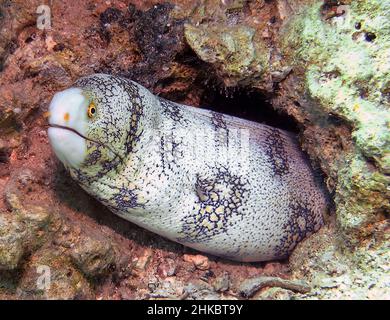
[0,0,389,302]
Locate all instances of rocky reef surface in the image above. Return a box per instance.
[0,0,388,299]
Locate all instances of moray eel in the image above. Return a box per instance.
[47,74,328,262]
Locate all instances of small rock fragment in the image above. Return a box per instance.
[157,258,177,277]
[184,280,221,300]
[255,287,294,300]
[239,276,311,298]
[276,0,292,20]
[134,248,153,271]
[183,254,209,270]
[213,272,230,292]
[70,236,116,278]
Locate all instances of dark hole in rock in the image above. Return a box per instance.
[355,22,362,30]
[0,148,10,163]
[100,7,123,25]
[365,32,376,42]
[154,48,298,133]
[365,156,379,172]
[53,43,65,52]
[327,113,348,126]
[199,88,299,134]
[25,35,35,43]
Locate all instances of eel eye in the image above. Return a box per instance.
[87,102,96,118]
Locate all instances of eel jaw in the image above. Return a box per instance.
[47,87,89,168]
[47,86,125,169]
[48,124,87,168]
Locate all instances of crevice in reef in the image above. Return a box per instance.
[159,47,300,134]
[199,87,299,134]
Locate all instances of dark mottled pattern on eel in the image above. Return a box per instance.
[178,166,248,243]
[264,128,290,176]
[47,74,329,262]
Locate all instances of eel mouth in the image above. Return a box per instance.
[49,124,94,144]
[48,124,125,164]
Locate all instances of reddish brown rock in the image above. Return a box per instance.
[3,0,384,300]
[183,254,210,271]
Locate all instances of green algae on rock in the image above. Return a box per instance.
[0,213,25,271]
[0,170,55,271]
[70,235,116,278]
[185,23,270,87]
[289,222,390,299]
[17,249,93,300]
[277,0,390,245]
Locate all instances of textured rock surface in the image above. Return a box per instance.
[275,0,389,247]
[0,0,388,299]
[0,213,24,271]
[185,23,270,88]
[273,0,390,299]
[289,224,390,299]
